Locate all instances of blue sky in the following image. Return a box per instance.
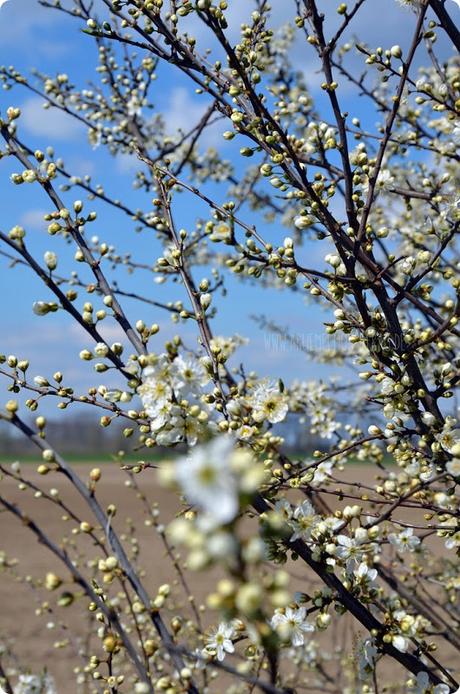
[0,0,457,414]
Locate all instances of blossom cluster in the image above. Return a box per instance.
[0,0,459,692]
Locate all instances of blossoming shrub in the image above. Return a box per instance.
[0,0,460,692]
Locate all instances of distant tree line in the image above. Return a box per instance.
[0,412,323,458]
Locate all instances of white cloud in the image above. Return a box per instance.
[164,87,207,134]
[0,321,116,414]
[114,87,222,174]
[162,87,222,147]
[69,322,126,344]
[185,0,453,94]
[19,209,48,232]
[0,0,65,53]
[290,1,454,91]
[67,156,96,178]
[116,152,140,174]
[20,96,84,141]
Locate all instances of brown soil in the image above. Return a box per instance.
[0,463,457,693]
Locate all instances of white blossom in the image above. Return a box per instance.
[392,609,420,651]
[374,169,395,191]
[138,359,173,416]
[436,427,460,456]
[271,606,315,647]
[126,95,143,117]
[310,460,334,486]
[335,534,367,567]
[289,500,320,542]
[250,380,288,424]
[205,622,235,661]
[353,562,377,588]
[171,354,209,394]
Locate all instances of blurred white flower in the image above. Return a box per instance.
[358,638,377,680]
[15,673,57,694]
[126,95,142,118]
[375,169,395,191]
[388,528,420,553]
[174,436,238,524]
[294,215,312,230]
[391,634,408,652]
[453,127,460,146]
[414,671,455,693]
[395,0,422,7]
[310,460,334,486]
[447,458,460,477]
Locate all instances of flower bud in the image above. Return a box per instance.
[9,225,26,241]
[33,301,57,316]
[45,572,62,590]
[200,293,212,310]
[44,251,57,270]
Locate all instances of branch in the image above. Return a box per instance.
[5,413,198,693]
[428,0,460,51]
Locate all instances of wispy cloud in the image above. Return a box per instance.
[164,87,206,134]
[19,209,48,232]
[115,152,140,175]
[162,87,222,148]
[67,156,96,178]
[19,96,84,141]
[0,0,69,57]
